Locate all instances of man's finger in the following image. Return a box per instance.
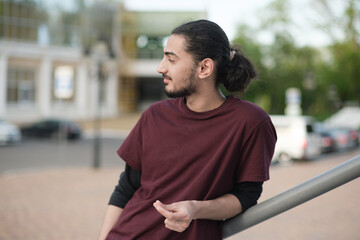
[153,200,187,220]
[153,200,171,217]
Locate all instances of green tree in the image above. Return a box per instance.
[314,0,360,107]
[233,0,320,116]
[230,25,270,112]
[232,0,360,120]
[261,33,319,115]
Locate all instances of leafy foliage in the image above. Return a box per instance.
[232,0,360,120]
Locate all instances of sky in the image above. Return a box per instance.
[123,0,341,47]
[125,0,264,41]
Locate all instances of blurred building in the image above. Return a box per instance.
[116,7,206,112]
[0,0,118,124]
[0,0,206,123]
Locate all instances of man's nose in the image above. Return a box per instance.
[157,59,166,74]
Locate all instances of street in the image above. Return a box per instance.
[0,137,125,174]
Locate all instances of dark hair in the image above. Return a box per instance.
[172,19,257,93]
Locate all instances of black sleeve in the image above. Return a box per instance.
[108,164,141,208]
[230,181,263,212]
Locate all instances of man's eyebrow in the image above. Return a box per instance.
[164,51,179,58]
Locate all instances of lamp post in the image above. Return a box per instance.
[91,40,109,169]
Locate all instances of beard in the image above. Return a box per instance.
[164,67,197,98]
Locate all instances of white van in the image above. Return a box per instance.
[270,115,322,164]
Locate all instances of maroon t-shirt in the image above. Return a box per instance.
[106,96,276,240]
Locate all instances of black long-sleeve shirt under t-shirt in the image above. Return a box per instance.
[109,164,263,212]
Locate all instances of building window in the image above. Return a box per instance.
[7,66,36,105]
[0,0,47,42]
[136,35,167,59]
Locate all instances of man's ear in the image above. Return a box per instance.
[198,58,214,79]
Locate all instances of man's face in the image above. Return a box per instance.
[157,34,199,98]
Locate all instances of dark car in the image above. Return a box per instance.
[318,131,336,153]
[314,122,337,153]
[328,127,359,151]
[21,119,82,140]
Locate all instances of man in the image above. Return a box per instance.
[99,19,276,240]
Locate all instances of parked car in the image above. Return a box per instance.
[0,119,22,145]
[314,123,337,153]
[21,119,82,140]
[327,127,359,151]
[270,115,322,164]
[318,131,337,153]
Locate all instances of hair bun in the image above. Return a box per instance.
[223,48,257,93]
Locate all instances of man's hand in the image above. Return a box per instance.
[153,194,242,232]
[153,200,196,232]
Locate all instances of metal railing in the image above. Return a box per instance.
[223,154,360,239]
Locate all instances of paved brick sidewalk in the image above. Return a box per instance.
[0,167,120,240]
[1,149,359,240]
[228,149,360,240]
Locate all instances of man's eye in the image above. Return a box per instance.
[168,58,175,63]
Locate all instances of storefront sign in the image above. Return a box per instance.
[54,66,74,99]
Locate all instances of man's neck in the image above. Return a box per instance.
[185,89,226,112]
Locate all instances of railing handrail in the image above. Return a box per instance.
[223,154,360,239]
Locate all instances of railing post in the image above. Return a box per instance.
[223,154,360,239]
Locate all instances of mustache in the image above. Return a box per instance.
[162,74,172,80]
